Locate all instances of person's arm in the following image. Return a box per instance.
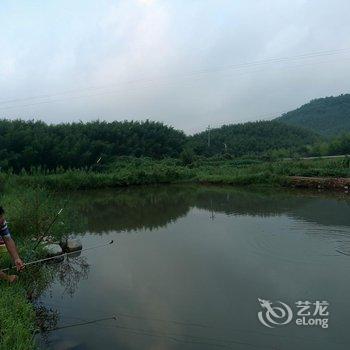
[4,236,25,271]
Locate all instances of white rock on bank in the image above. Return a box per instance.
[66,239,82,252]
[45,244,64,262]
[45,244,63,257]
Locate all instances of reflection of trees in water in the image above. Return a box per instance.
[22,266,56,302]
[55,256,90,297]
[195,187,350,227]
[35,256,90,346]
[195,187,301,216]
[68,185,195,233]
[66,185,350,234]
[200,188,350,229]
[36,305,59,344]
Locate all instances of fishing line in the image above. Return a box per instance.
[46,314,347,349]
[50,316,117,331]
[45,315,272,350]
[117,311,208,328]
[1,240,114,272]
[110,310,346,347]
[41,300,350,348]
[113,324,256,349]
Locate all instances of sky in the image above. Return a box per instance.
[0,0,350,134]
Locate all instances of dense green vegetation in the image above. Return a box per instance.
[0,118,305,172]
[186,120,319,157]
[2,157,348,192]
[0,119,186,172]
[277,94,350,137]
[2,92,350,173]
[0,284,36,350]
[0,118,328,172]
[307,133,350,156]
[0,185,77,350]
[1,93,350,174]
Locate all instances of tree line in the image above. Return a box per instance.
[185,120,319,158]
[0,118,349,172]
[0,119,186,171]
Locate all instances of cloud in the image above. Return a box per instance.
[0,0,349,133]
[138,0,156,5]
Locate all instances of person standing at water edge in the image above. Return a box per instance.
[0,206,25,282]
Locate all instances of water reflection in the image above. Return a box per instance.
[55,256,90,297]
[66,185,350,233]
[39,185,350,350]
[36,256,90,349]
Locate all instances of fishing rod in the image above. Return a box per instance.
[23,208,64,263]
[1,240,114,273]
[0,208,64,257]
[32,208,64,251]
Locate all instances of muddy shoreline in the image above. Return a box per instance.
[288,176,350,192]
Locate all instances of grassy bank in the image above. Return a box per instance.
[0,186,75,350]
[1,157,349,191]
[0,284,36,350]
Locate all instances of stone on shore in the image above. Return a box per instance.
[45,244,64,262]
[66,239,82,252]
[45,244,63,257]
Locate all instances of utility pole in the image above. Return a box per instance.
[210,199,215,220]
[207,125,211,148]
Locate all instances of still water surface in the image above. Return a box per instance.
[38,185,350,350]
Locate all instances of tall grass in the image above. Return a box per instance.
[2,157,349,191]
[0,284,36,350]
[0,185,78,350]
[10,162,194,190]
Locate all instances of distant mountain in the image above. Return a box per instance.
[187,120,319,157]
[277,94,350,137]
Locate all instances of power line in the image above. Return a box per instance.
[0,47,350,111]
[0,55,347,113]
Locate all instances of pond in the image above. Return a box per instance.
[37,184,350,350]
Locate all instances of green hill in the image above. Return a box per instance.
[277,94,350,137]
[187,120,319,157]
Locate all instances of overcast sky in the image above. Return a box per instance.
[0,0,350,134]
